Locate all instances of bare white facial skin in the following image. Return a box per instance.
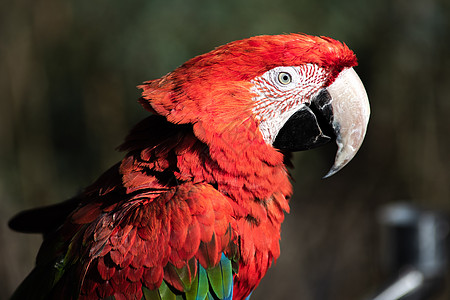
[251,64,328,144]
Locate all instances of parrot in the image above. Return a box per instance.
[9,33,370,300]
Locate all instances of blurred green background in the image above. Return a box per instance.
[1,0,449,299]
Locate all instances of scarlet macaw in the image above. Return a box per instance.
[9,34,370,300]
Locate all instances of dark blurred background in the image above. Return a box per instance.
[1,0,449,299]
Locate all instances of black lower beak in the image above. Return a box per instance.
[273,89,335,152]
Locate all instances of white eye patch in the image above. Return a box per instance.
[250,64,328,144]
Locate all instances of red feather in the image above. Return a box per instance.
[97,256,115,281]
[11,34,359,300]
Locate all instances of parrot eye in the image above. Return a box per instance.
[277,72,292,85]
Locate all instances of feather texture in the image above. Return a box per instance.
[9,34,359,300]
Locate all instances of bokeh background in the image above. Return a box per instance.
[1,0,449,299]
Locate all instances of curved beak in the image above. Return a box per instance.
[273,67,370,177]
[324,67,370,177]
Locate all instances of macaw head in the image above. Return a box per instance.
[140,34,370,176]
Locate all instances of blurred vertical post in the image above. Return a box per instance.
[370,203,449,300]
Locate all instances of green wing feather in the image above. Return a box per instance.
[206,254,233,300]
[141,254,234,300]
[185,266,208,300]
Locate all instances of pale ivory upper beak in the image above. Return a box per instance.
[324,67,370,178]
